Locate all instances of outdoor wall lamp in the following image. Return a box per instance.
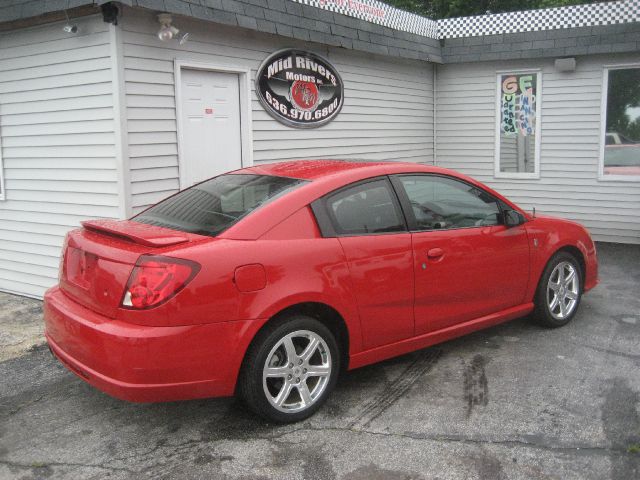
[62,9,78,34]
[555,57,576,73]
[157,13,189,44]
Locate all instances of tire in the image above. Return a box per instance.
[533,252,583,328]
[237,315,340,423]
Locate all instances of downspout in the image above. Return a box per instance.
[433,63,437,166]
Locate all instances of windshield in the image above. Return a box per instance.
[134,174,307,236]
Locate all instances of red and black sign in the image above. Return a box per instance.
[256,49,344,128]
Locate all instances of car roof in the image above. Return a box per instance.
[240,159,447,181]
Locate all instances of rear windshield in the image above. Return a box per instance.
[134,174,307,237]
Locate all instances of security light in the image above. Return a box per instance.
[62,9,78,34]
[157,13,179,41]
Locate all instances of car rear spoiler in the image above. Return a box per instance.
[81,220,190,248]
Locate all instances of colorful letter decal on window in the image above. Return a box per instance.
[501,74,536,137]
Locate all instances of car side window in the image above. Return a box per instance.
[322,179,406,236]
[396,175,501,231]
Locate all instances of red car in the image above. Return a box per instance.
[44,160,598,422]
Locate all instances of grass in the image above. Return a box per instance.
[628,444,640,454]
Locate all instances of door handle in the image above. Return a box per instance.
[427,248,444,259]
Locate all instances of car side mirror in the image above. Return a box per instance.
[503,209,525,228]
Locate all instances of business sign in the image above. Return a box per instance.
[256,49,344,128]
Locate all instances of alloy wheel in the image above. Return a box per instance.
[262,330,332,413]
[546,261,580,320]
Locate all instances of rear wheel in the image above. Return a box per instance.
[237,315,339,423]
[533,252,582,328]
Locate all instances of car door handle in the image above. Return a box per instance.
[427,248,444,259]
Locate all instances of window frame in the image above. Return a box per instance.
[494,69,542,180]
[389,173,509,233]
[311,176,409,238]
[598,63,640,182]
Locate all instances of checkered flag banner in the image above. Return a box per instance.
[291,0,639,39]
[291,0,438,37]
[438,0,640,38]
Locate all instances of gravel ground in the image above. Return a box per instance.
[0,293,43,363]
[0,242,638,480]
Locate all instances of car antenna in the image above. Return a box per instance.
[533,206,536,218]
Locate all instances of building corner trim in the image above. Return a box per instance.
[109,22,132,219]
[432,63,437,166]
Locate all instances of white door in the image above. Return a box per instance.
[180,68,242,186]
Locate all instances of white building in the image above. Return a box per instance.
[0,0,638,298]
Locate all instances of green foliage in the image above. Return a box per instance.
[382,0,606,19]
[385,0,432,16]
[628,444,640,454]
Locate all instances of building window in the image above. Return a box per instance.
[495,71,541,179]
[601,66,640,180]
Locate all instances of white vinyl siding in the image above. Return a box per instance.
[0,121,4,201]
[0,15,120,297]
[120,9,434,213]
[436,55,640,244]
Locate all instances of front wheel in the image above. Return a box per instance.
[237,315,339,423]
[533,252,582,328]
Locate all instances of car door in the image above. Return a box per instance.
[311,177,414,350]
[390,174,530,335]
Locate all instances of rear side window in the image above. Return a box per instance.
[315,178,406,236]
[134,174,306,236]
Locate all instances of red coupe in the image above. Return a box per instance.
[44,160,598,422]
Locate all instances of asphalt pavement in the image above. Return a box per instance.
[0,242,639,480]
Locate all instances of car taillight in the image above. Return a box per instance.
[121,256,200,309]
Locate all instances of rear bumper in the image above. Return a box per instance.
[44,286,260,402]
